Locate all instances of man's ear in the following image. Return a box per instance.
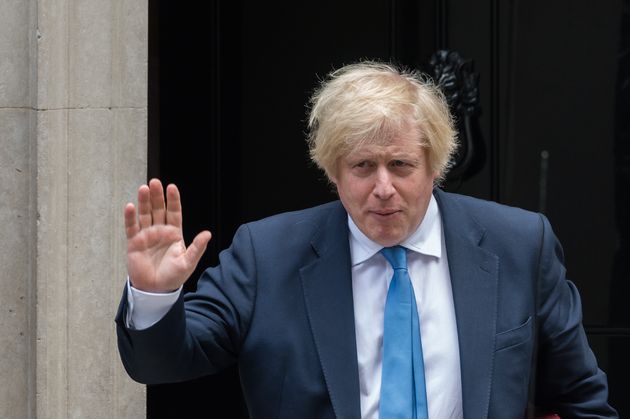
[327,174,339,195]
[326,168,338,186]
[432,169,441,183]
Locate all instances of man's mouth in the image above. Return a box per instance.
[370,209,401,217]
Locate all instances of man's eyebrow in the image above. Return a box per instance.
[347,150,380,160]
[389,151,421,160]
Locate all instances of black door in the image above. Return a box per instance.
[147,0,629,416]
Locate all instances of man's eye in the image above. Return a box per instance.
[392,160,407,167]
[354,161,370,168]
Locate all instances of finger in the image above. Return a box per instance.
[149,178,166,225]
[137,184,152,229]
[165,183,183,228]
[184,230,212,269]
[124,203,139,239]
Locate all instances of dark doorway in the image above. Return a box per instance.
[146,0,629,417]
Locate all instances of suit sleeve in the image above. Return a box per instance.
[534,214,618,417]
[115,224,257,385]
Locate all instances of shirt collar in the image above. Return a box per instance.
[348,194,443,266]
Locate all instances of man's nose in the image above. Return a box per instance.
[373,167,395,199]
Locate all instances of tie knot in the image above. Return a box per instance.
[380,246,407,270]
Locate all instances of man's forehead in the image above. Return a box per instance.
[345,141,426,160]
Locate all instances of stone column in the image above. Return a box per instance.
[1,0,147,417]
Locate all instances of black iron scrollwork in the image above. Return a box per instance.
[428,50,486,181]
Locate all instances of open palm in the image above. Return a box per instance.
[124,179,211,292]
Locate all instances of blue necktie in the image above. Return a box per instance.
[379,246,429,419]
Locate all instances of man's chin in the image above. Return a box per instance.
[367,230,405,247]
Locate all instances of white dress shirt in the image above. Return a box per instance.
[127,195,463,418]
[349,195,462,419]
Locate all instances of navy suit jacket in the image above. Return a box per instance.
[116,189,617,418]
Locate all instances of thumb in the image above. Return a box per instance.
[184,230,212,269]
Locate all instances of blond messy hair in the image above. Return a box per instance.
[307,61,458,183]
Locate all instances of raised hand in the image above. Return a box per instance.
[124,179,212,292]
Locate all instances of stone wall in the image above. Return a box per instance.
[0,0,147,417]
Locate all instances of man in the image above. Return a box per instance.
[116,62,617,418]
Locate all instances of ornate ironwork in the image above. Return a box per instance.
[428,50,485,181]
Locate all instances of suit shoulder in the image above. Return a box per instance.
[243,201,344,237]
[437,190,543,233]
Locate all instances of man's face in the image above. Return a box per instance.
[331,128,437,247]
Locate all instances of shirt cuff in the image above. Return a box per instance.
[125,278,182,330]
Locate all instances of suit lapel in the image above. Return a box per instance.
[434,189,499,419]
[299,193,499,419]
[300,203,362,419]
